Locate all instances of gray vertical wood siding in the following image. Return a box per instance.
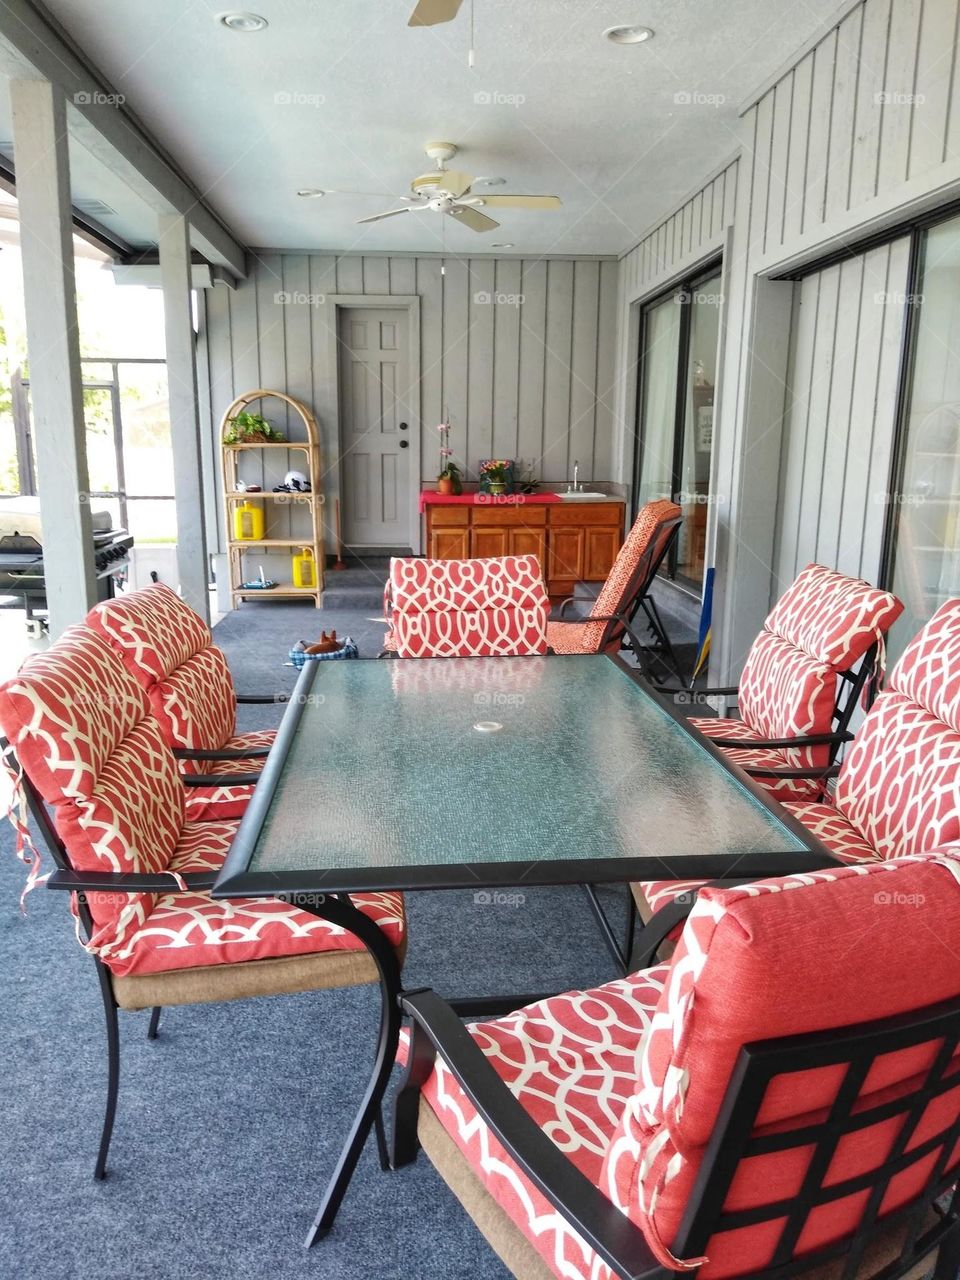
[200,253,618,550]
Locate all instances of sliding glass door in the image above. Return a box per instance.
[886,214,960,658]
[634,266,722,589]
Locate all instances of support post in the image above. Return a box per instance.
[158,213,210,623]
[10,79,97,635]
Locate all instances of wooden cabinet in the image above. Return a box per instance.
[423,498,624,596]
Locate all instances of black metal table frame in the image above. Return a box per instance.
[211,652,838,1248]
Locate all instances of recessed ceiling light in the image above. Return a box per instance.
[491,242,514,249]
[475,177,506,187]
[296,188,325,198]
[219,12,268,32]
[603,24,653,44]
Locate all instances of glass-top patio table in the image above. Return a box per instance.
[211,652,837,1246]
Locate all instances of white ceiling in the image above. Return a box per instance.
[34,0,842,257]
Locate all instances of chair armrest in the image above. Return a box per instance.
[708,730,853,750]
[652,684,739,699]
[181,772,261,787]
[236,693,289,705]
[556,590,598,619]
[46,868,217,893]
[173,746,271,761]
[401,988,664,1280]
[744,764,842,781]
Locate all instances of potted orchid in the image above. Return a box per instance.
[436,420,462,495]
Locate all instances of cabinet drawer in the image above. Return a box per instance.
[548,502,624,527]
[473,505,547,527]
[426,506,470,526]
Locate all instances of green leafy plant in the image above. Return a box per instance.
[224,411,285,444]
[482,461,509,485]
[438,459,463,494]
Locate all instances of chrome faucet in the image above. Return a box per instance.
[567,460,580,493]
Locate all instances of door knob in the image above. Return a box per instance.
[399,421,408,431]
[399,440,409,449]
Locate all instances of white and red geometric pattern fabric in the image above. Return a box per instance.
[420,852,960,1280]
[413,965,670,1280]
[0,625,407,979]
[687,714,824,801]
[87,583,275,818]
[545,499,681,655]
[385,555,549,658]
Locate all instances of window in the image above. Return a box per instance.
[634,265,722,589]
[885,214,960,658]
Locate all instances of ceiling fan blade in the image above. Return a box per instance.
[408,0,463,26]
[356,208,413,225]
[439,169,474,199]
[449,206,499,233]
[479,195,563,210]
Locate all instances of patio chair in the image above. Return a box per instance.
[87,582,282,819]
[657,563,903,802]
[0,624,406,1180]
[545,499,682,671]
[634,595,958,949]
[392,850,960,1280]
[380,554,550,658]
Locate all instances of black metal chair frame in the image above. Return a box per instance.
[393,984,960,1280]
[550,512,683,680]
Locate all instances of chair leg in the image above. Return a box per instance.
[391,1016,438,1170]
[147,1006,161,1040]
[93,960,120,1181]
[932,1223,960,1279]
[373,1106,390,1172]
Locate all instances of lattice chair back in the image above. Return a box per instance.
[385,554,550,658]
[603,850,960,1278]
[86,583,236,753]
[0,625,185,968]
[735,563,903,777]
[829,597,960,860]
[582,498,682,652]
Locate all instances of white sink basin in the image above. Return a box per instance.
[559,491,609,501]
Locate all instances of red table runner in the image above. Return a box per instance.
[419,491,564,513]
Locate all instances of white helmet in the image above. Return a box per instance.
[284,469,309,491]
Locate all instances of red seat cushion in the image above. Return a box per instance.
[415,965,670,1280]
[688,715,824,800]
[180,728,276,821]
[387,555,549,658]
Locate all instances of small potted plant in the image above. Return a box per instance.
[437,460,463,496]
[224,410,285,445]
[482,460,509,495]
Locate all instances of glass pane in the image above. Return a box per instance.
[83,384,118,495]
[888,218,960,659]
[636,296,681,505]
[677,274,722,587]
[247,656,809,877]
[117,363,173,506]
[126,498,177,543]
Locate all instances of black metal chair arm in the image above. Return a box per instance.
[556,590,599,619]
[400,988,665,1280]
[707,730,854,750]
[46,868,218,894]
[745,763,842,781]
[181,772,261,787]
[652,683,740,699]
[236,693,289,705]
[173,746,271,761]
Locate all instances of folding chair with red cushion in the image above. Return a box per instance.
[673,563,903,802]
[393,851,960,1280]
[545,499,682,667]
[635,596,958,949]
[0,624,405,1179]
[86,582,279,820]
[382,554,550,658]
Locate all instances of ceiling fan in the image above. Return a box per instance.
[408,0,464,26]
[354,142,561,234]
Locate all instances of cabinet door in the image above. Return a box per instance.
[430,526,470,559]
[583,527,621,581]
[471,526,510,559]
[508,525,546,566]
[548,527,584,585]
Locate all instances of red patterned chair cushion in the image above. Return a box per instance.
[546,499,681,655]
[180,728,277,822]
[763,562,903,669]
[414,965,670,1280]
[386,555,549,658]
[688,714,823,800]
[419,854,960,1279]
[87,584,238,752]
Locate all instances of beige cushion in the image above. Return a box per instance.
[112,939,406,1011]
[418,1099,940,1280]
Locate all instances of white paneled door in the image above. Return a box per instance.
[338,307,411,548]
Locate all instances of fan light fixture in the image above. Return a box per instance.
[219,12,268,32]
[603,24,653,44]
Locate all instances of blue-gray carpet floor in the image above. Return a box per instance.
[0,600,633,1280]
